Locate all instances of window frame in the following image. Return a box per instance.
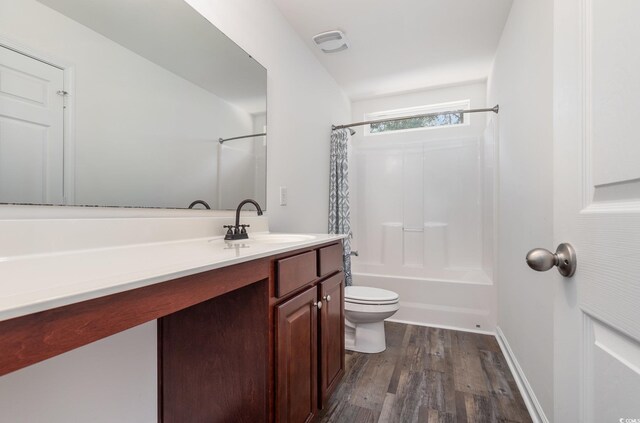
[363,99,471,136]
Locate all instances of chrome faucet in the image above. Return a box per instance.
[224,199,264,240]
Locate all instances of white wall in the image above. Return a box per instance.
[350,82,497,333]
[0,322,158,423]
[487,0,554,419]
[0,0,349,420]
[0,0,254,209]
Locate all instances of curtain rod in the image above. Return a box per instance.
[331,105,499,130]
[218,132,267,144]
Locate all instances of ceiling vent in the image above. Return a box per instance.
[312,30,349,53]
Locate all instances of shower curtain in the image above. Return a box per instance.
[328,128,352,286]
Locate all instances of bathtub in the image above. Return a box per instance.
[351,269,496,334]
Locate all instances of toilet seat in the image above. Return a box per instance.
[344,301,400,313]
[345,298,398,305]
[345,286,399,305]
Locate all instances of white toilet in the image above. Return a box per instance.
[344,286,400,353]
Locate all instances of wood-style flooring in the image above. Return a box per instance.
[318,322,532,423]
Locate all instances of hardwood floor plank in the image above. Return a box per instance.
[455,391,469,423]
[319,401,376,423]
[405,325,430,371]
[386,323,411,395]
[420,407,456,423]
[451,342,489,395]
[426,327,452,373]
[376,393,396,423]
[479,334,502,353]
[479,350,516,399]
[385,322,409,347]
[350,353,396,418]
[479,350,532,423]
[389,370,427,422]
[320,323,531,423]
[348,324,407,417]
[442,369,458,415]
[428,369,457,414]
[508,379,529,411]
[463,392,497,423]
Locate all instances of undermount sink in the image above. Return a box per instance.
[210,233,319,246]
[248,233,318,244]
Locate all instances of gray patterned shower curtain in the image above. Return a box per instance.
[328,128,352,286]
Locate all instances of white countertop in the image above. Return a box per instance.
[0,233,345,322]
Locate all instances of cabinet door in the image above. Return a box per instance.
[276,286,318,423]
[318,272,345,408]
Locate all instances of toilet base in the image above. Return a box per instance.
[345,319,387,353]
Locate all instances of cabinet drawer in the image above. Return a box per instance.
[317,243,343,277]
[276,251,317,298]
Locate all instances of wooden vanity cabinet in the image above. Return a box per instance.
[160,280,269,423]
[0,239,344,423]
[318,273,345,408]
[275,286,318,423]
[273,242,345,423]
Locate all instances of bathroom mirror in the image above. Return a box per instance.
[0,0,267,210]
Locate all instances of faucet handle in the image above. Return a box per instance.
[239,224,250,234]
[223,225,234,235]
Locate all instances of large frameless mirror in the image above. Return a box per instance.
[0,0,267,210]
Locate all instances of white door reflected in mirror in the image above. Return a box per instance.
[0,46,64,205]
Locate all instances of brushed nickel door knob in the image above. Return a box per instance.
[526,243,577,277]
[314,301,323,309]
[323,295,332,302]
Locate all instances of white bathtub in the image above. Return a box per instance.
[351,270,496,334]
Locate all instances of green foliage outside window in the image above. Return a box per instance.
[369,111,464,133]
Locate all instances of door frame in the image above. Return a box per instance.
[0,35,76,205]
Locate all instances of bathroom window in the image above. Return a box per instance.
[364,100,470,135]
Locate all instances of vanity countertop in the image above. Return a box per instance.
[0,233,346,322]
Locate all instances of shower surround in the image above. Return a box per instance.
[350,86,497,332]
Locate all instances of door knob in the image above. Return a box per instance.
[526,243,576,277]
[323,295,332,302]
[314,301,322,309]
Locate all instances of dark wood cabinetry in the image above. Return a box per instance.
[318,273,345,408]
[160,280,269,423]
[317,244,343,277]
[275,286,318,423]
[0,240,344,423]
[273,242,345,423]
[276,251,317,298]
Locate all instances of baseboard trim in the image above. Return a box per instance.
[386,318,495,336]
[495,326,549,423]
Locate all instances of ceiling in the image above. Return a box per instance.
[272,0,513,100]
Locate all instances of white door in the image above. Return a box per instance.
[553,0,640,421]
[0,45,64,204]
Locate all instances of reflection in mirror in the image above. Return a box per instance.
[0,0,267,210]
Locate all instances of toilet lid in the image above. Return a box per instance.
[345,286,399,305]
